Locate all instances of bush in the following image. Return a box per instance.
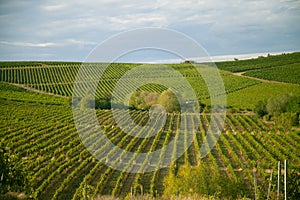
[129,91,159,110]
[163,163,247,199]
[0,142,30,195]
[254,100,267,117]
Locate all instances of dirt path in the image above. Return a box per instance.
[10,83,69,99]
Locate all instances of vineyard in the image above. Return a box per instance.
[1,85,299,199]
[0,53,300,199]
[243,63,300,84]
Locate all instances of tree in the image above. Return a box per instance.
[266,94,289,117]
[157,89,180,113]
[95,96,111,109]
[0,141,29,195]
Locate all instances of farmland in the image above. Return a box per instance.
[0,52,300,199]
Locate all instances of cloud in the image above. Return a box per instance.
[0,0,299,61]
[66,38,97,46]
[0,41,57,47]
[108,14,168,30]
[42,4,67,11]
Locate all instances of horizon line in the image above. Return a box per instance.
[0,50,298,64]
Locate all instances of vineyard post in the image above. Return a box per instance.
[253,171,257,200]
[140,184,143,196]
[84,182,87,200]
[0,173,3,192]
[267,169,273,200]
[284,160,288,200]
[277,161,280,200]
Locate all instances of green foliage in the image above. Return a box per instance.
[157,89,180,113]
[0,141,30,194]
[129,91,159,110]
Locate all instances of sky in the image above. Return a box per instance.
[0,0,299,62]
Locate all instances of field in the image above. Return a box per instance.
[0,53,300,199]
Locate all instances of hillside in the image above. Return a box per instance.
[0,53,300,199]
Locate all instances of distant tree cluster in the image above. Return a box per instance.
[254,94,300,130]
[73,89,204,113]
[182,60,196,64]
[129,91,160,110]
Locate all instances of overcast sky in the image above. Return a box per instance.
[0,0,299,62]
